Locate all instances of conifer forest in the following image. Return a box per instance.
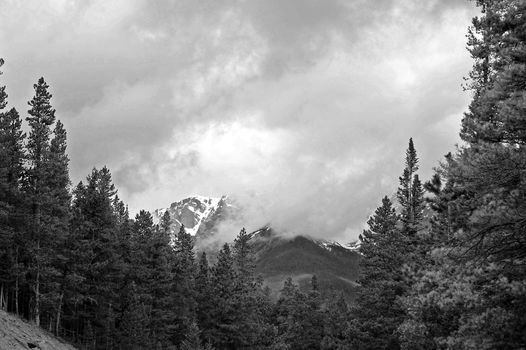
[0,0,526,349]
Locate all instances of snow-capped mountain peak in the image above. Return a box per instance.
[153,195,229,237]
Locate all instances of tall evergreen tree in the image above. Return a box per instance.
[0,59,26,315]
[273,276,324,350]
[399,1,526,348]
[128,210,155,348]
[453,0,526,265]
[150,211,176,347]
[119,280,148,349]
[180,321,214,350]
[24,77,56,326]
[0,60,8,262]
[397,138,425,236]
[350,196,404,350]
[69,167,121,348]
[231,228,273,348]
[273,277,299,349]
[461,0,526,145]
[171,225,197,346]
[0,108,26,312]
[233,228,253,283]
[321,292,349,350]
[196,251,213,342]
[208,243,236,348]
[110,194,134,347]
[45,119,71,335]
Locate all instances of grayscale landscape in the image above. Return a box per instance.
[0,1,525,349]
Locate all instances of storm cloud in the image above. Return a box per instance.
[0,0,477,242]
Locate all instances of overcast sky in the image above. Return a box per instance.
[0,0,478,242]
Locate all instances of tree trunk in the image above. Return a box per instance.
[409,168,413,225]
[15,246,19,316]
[35,238,40,327]
[55,291,63,336]
[0,284,5,310]
[34,195,41,327]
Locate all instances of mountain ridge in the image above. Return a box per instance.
[152,195,231,237]
[155,195,361,298]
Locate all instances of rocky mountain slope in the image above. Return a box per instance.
[250,227,361,298]
[153,195,235,239]
[0,310,76,350]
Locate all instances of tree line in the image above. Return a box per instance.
[349,1,526,348]
[1,0,525,348]
[0,68,349,350]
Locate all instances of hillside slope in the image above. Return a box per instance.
[251,228,361,299]
[0,310,76,350]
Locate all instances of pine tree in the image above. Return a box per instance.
[397,138,425,236]
[41,119,71,333]
[252,274,275,348]
[171,225,197,346]
[122,209,176,348]
[273,277,300,348]
[0,107,26,314]
[398,1,526,348]
[0,60,26,315]
[231,228,273,348]
[159,210,172,239]
[422,163,460,246]
[350,196,404,350]
[180,321,214,350]
[304,275,324,349]
[47,121,70,205]
[452,0,526,264]
[195,251,213,342]
[233,228,254,283]
[397,165,460,350]
[69,167,121,347]
[461,0,526,145]
[396,139,428,291]
[232,228,255,346]
[128,210,155,347]
[208,243,236,348]
[24,77,56,326]
[448,0,526,279]
[119,281,148,349]
[273,276,324,350]
[149,212,176,347]
[110,195,134,347]
[0,61,8,274]
[321,292,350,350]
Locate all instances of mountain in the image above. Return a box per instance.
[153,195,236,239]
[155,196,361,298]
[0,309,76,350]
[250,226,361,299]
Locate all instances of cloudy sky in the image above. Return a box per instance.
[0,0,478,242]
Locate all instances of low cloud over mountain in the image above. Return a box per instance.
[1,0,477,241]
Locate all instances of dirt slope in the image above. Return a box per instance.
[0,310,76,350]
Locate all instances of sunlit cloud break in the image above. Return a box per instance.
[0,0,478,242]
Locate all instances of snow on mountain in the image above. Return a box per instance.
[313,239,345,252]
[153,195,356,252]
[153,197,361,298]
[153,195,227,237]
